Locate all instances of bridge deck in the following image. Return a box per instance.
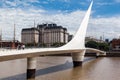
[0,47,105,62]
[0,48,84,62]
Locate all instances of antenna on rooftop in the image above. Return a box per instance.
[12,21,16,49]
[34,19,36,28]
[33,19,36,47]
[13,22,16,42]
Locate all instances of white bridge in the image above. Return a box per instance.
[0,1,106,80]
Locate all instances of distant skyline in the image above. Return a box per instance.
[0,0,120,41]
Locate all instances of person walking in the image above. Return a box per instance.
[22,44,25,50]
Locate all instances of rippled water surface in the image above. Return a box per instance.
[0,56,120,80]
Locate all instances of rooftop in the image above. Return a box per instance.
[22,27,39,32]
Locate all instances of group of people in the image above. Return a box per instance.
[17,44,25,50]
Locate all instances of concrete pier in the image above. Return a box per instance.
[96,53,100,58]
[72,50,85,67]
[27,57,37,80]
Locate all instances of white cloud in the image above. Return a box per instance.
[5,0,16,7]
[96,2,113,6]
[0,8,85,41]
[28,0,40,3]
[53,0,70,3]
[63,0,70,2]
[0,7,120,41]
[87,16,120,40]
[0,0,40,8]
[115,0,120,3]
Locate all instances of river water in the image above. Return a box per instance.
[0,56,120,80]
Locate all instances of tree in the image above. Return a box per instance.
[51,42,65,47]
[85,40,109,51]
[98,43,109,51]
[85,41,98,49]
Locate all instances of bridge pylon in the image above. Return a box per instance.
[72,50,86,67]
[27,57,37,80]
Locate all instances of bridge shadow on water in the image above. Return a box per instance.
[1,57,96,80]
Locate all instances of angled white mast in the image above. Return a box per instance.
[59,1,93,50]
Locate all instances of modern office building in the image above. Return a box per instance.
[21,28,39,44]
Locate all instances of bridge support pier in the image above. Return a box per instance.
[27,57,37,80]
[72,50,85,67]
[96,53,100,58]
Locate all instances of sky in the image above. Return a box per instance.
[0,0,120,41]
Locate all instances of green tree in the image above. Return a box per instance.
[51,42,65,47]
[98,43,109,51]
[25,43,38,48]
[85,41,98,49]
[85,40,109,51]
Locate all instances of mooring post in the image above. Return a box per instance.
[27,57,37,80]
[72,50,86,67]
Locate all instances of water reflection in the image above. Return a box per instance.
[36,57,120,80]
[0,57,120,80]
[36,61,72,76]
[0,59,27,80]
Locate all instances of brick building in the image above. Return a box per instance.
[111,38,120,50]
[0,40,21,49]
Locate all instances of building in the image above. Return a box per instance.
[68,35,73,42]
[21,23,69,47]
[0,30,2,41]
[21,27,39,45]
[0,27,21,49]
[111,38,120,50]
[37,23,69,47]
[0,35,1,41]
[0,40,21,49]
[85,36,105,43]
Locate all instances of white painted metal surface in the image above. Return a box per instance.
[0,1,105,62]
[59,1,93,50]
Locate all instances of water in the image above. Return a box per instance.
[0,56,120,80]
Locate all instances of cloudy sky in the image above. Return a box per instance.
[0,0,120,41]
